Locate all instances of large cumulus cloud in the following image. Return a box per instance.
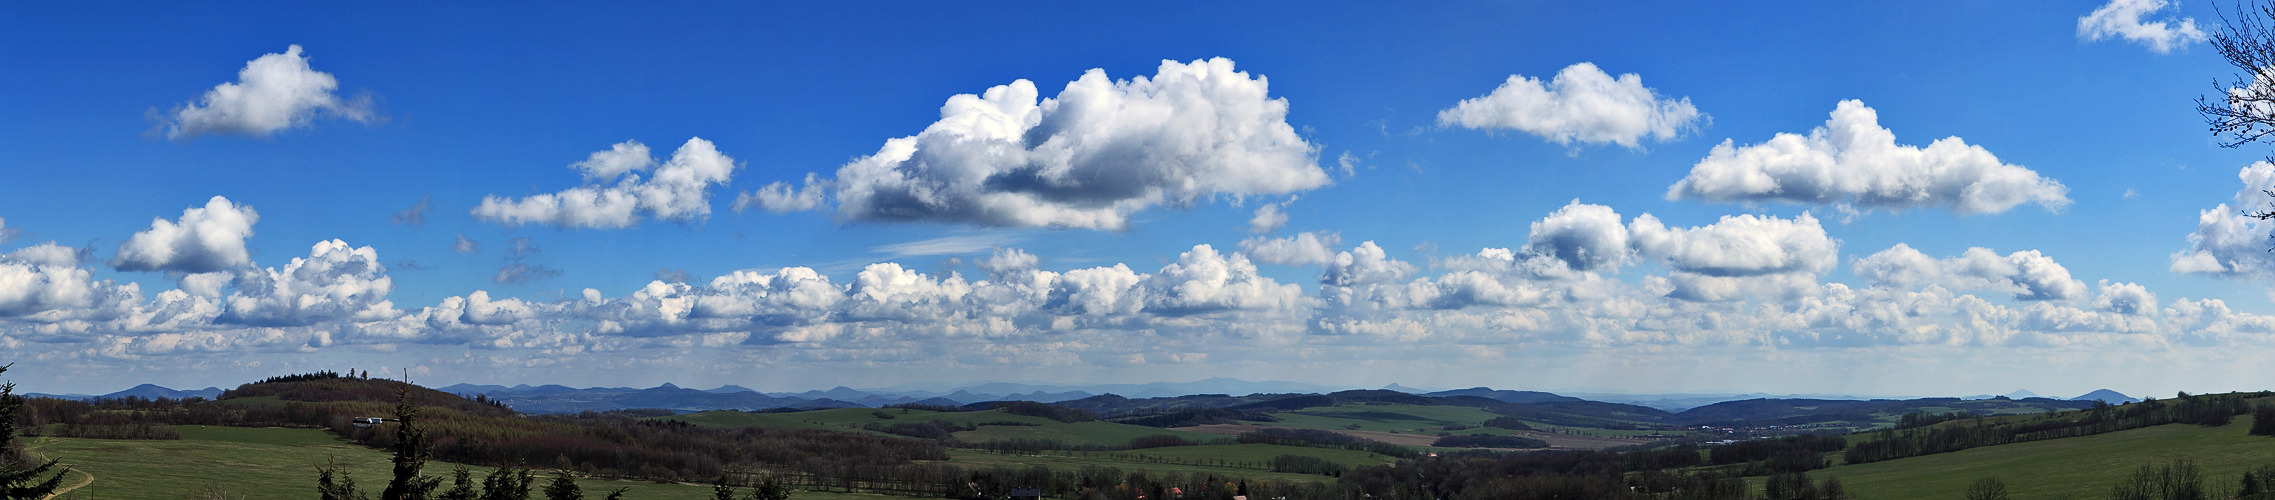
[750,58,1328,230]
[0,243,102,318]
[112,196,260,274]
[156,45,376,140]
[474,138,739,229]
[2172,162,2275,278]
[1666,100,2070,215]
[1437,62,1704,148]
[217,239,397,327]
[1854,244,2086,301]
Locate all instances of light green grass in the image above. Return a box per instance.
[950,421,1222,447]
[24,425,901,500]
[1784,417,2275,500]
[1078,444,1398,469]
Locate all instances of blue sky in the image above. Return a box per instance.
[4,1,2273,398]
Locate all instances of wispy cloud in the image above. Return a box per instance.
[871,233,1025,258]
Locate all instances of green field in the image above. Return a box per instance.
[1076,443,1398,469]
[663,407,1222,447]
[1784,417,2275,500]
[939,448,1348,484]
[22,426,900,500]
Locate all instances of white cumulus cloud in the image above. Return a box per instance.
[1630,213,1838,278]
[474,138,739,229]
[1143,245,1305,314]
[1249,198,1293,234]
[735,173,830,213]
[218,239,397,326]
[1852,244,2087,302]
[2172,162,2275,278]
[1522,201,1633,272]
[1666,100,2070,215]
[2093,281,2159,316]
[112,196,259,274]
[1240,231,1341,267]
[764,58,1328,230]
[157,45,375,140]
[1436,62,1704,148]
[2079,0,2206,54]
[0,244,101,317]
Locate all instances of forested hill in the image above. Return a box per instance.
[1674,397,2100,426]
[220,371,515,416]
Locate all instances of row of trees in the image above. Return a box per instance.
[1429,434,1549,449]
[1234,428,1417,458]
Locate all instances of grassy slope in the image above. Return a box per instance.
[663,407,1220,447]
[1796,417,2274,500]
[23,425,898,500]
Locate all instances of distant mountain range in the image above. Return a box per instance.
[1959,389,2138,404]
[22,378,2144,415]
[26,383,222,401]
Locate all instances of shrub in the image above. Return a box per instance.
[1482,416,1534,431]
[1267,454,1346,476]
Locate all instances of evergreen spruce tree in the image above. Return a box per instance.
[543,469,582,500]
[481,463,534,500]
[439,465,477,500]
[712,478,735,500]
[601,487,629,500]
[318,456,369,500]
[749,476,788,500]
[0,364,68,500]
[382,384,442,500]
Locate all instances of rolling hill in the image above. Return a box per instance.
[1790,416,2274,500]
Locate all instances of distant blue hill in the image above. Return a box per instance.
[26,384,220,401]
[1425,387,1582,404]
[105,384,222,400]
[2070,389,2139,404]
